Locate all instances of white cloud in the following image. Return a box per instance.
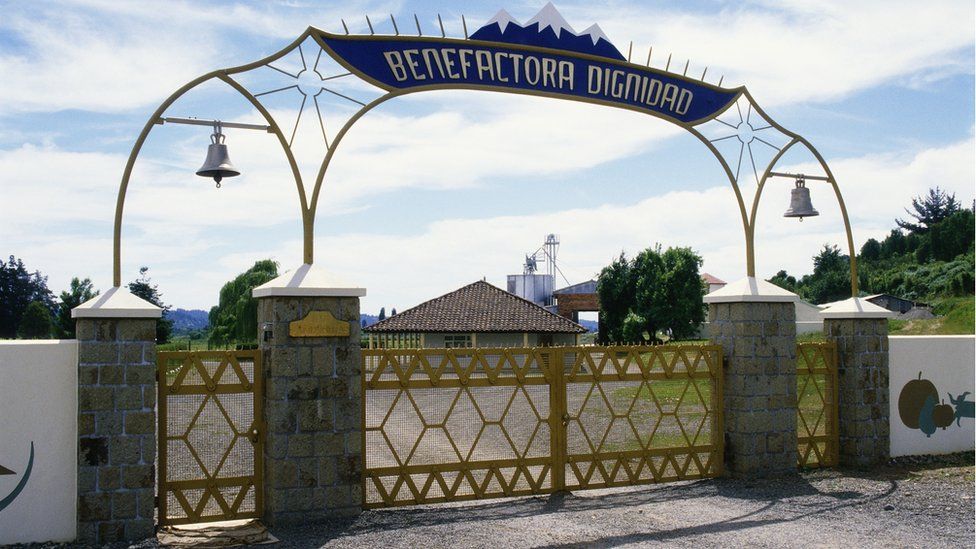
[561,0,974,105]
[4,117,972,310]
[311,136,976,312]
[0,93,679,306]
[0,1,398,115]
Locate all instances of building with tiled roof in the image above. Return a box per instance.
[701,273,727,294]
[364,280,586,348]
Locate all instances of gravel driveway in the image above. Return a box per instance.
[267,454,974,549]
[24,454,973,548]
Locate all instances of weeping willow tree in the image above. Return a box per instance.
[208,260,279,345]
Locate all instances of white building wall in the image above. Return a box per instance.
[889,336,975,457]
[420,332,578,348]
[0,341,78,545]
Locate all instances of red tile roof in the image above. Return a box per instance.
[701,273,726,285]
[365,280,586,334]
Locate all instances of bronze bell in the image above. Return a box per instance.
[196,123,240,188]
[783,176,819,221]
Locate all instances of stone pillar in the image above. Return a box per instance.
[705,277,799,478]
[822,298,894,467]
[253,264,366,525]
[72,288,162,545]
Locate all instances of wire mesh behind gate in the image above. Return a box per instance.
[158,350,263,525]
[362,345,723,507]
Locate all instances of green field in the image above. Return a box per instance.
[157,338,257,352]
[889,296,975,335]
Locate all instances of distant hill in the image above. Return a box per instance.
[361,313,379,327]
[578,319,598,333]
[167,308,209,335]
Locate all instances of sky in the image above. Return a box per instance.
[1,0,973,314]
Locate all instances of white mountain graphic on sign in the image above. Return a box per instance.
[470,3,626,61]
[524,2,576,37]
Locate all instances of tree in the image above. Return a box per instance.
[812,244,845,276]
[390,308,397,316]
[768,270,798,293]
[18,301,52,339]
[128,266,173,343]
[860,238,881,261]
[209,260,278,345]
[929,209,975,262]
[597,246,706,343]
[56,277,98,338]
[621,311,647,343]
[655,247,707,340]
[896,187,961,235]
[798,245,851,304]
[0,256,55,339]
[880,229,907,259]
[630,246,666,342]
[596,253,633,344]
[378,307,386,321]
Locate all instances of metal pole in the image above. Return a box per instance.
[157,117,273,132]
[768,171,832,182]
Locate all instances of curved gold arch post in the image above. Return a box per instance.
[111,30,316,287]
[696,90,859,296]
[114,25,857,298]
[738,90,859,296]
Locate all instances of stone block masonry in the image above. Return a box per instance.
[708,301,798,477]
[257,296,363,525]
[76,318,157,545]
[825,318,890,467]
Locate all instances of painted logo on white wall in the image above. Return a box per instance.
[0,442,34,513]
[898,372,975,437]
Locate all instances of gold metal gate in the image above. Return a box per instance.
[158,350,264,525]
[796,342,839,468]
[362,345,723,507]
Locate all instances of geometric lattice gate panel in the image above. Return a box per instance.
[562,346,724,489]
[796,342,839,468]
[157,350,263,526]
[362,345,723,508]
[362,347,555,507]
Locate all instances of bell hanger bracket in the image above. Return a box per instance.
[156,116,273,132]
[768,171,832,183]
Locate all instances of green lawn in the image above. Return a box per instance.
[889,296,975,335]
[157,338,257,352]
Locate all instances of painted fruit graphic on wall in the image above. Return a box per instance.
[932,400,955,430]
[0,442,34,513]
[898,373,975,438]
[898,372,938,429]
[918,395,937,437]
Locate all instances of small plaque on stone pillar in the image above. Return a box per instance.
[289,310,350,337]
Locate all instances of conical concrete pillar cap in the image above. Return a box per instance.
[820,297,895,319]
[72,286,163,318]
[703,276,799,304]
[252,264,366,298]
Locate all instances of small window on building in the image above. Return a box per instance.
[444,334,472,348]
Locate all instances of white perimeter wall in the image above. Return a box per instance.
[0,341,77,544]
[889,336,975,457]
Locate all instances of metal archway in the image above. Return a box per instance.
[112,24,858,295]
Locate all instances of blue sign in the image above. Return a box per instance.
[319,32,738,126]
